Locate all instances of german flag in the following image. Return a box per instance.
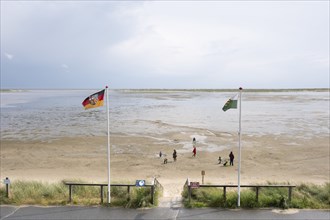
[82,89,105,110]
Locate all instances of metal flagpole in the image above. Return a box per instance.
[237,87,242,207]
[106,86,111,203]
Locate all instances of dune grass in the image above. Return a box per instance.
[0,180,160,208]
[182,182,330,209]
[1,180,328,209]
[0,180,68,206]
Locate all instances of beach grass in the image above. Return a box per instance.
[1,180,329,208]
[0,180,160,208]
[0,180,68,206]
[182,182,330,209]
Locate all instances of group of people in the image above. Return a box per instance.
[159,137,235,166]
[218,151,235,166]
[159,149,177,164]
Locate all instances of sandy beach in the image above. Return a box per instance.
[1,131,329,197]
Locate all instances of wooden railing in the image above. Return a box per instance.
[64,178,162,204]
[184,179,296,204]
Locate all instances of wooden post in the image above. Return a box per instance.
[6,184,9,198]
[223,187,226,202]
[69,185,72,203]
[288,186,292,202]
[5,184,9,198]
[256,187,259,203]
[4,177,10,198]
[188,185,191,203]
[100,186,104,204]
[201,170,205,185]
[127,186,131,201]
[151,186,155,205]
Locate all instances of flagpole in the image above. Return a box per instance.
[106,86,111,203]
[237,87,242,207]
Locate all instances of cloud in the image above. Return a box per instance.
[1,1,329,89]
[61,64,69,69]
[107,4,265,78]
[4,52,14,60]
[61,64,70,73]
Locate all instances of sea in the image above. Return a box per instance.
[0,89,329,141]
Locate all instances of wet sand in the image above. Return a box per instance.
[1,131,329,197]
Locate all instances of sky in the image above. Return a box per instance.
[1,1,329,89]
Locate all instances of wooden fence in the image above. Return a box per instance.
[184,179,296,204]
[64,178,163,204]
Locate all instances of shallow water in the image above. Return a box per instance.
[0,89,329,141]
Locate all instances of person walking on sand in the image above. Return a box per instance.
[229,151,234,166]
[173,149,177,162]
[192,147,196,157]
[192,137,197,157]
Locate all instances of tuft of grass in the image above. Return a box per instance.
[240,190,258,208]
[125,187,152,208]
[0,180,68,205]
[290,183,330,209]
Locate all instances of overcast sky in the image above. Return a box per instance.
[1,1,329,89]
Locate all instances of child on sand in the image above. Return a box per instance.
[218,156,222,164]
[173,149,177,162]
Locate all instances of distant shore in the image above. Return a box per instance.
[1,88,329,93]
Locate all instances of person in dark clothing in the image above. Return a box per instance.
[229,151,234,166]
[173,149,177,162]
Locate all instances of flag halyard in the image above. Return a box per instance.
[82,89,105,109]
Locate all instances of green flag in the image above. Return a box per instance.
[222,94,238,111]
